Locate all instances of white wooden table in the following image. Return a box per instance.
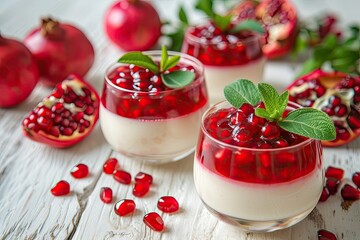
[1,0,359,239]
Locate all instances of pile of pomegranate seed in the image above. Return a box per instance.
[318,229,337,240]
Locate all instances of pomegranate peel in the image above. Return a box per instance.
[288,69,360,147]
[22,74,99,148]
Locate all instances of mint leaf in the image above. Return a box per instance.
[160,45,168,71]
[230,20,265,34]
[258,83,279,115]
[161,71,195,88]
[255,108,272,120]
[224,79,261,108]
[278,108,336,141]
[118,52,159,74]
[178,6,189,25]
[164,55,180,70]
[277,91,289,118]
[214,14,232,32]
[195,0,214,18]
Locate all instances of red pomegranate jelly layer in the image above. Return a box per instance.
[196,103,322,184]
[102,63,208,119]
[182,23,263,66]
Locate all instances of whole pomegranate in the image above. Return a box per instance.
[231,0,298,59]
[104,0,162,51]
[22,74,99,148]
[287,69,360,147]
[24,17,95,87]
[0,34,38,107]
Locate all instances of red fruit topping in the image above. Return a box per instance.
[319,187,330,202]
[100,187,113,204]
[114,199,136,216]
[103,158,119,174]
[325,166,344,181]
[103,62,208,119]
[0,34,38,107]
[113,170,131,184]
[231,0,298,59]
[51,180,70,196]
[287,70,360,146]
[157,196,179,213]
[341,184,360,201]
[143,212,164,232]
[22,74,99,148]
[132,182,150,197]
[70,163,89,179]
[24,17,94,86]
[104,0,161,51]
[318,229,337,240]
[135,172,153,184]
[352,172,360,188]
[326,178,340,195]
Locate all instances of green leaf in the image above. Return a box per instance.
[278,108,336,141]
[195,0,214,18]
[257,83,279,115]
[255,108,272,120]
[230,20,265,34]
[118,52,159,74]
[224,79,261,108]
[297,58,324,77]
[214,14,232,32]
[178,6,189,26]
[161,71,195,88]
[277,91,289,118]
[160,45,168,71]
[166,28,185,52]
[164,55,180,70]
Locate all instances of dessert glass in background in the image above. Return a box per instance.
[182,24,266,103]
[100,51,209,163]
[193,101,324,232]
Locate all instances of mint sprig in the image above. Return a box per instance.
[118,46,195,89]
[224,79,336,141]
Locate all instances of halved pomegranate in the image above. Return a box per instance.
[22,74,99,148]
[287,69,360,147]
[231,0,298,59]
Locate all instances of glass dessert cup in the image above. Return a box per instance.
[193,101,324,232]
[182,24,266,103]
[100,51,209,163]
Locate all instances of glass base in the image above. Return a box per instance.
[111,146,195,164]
[202,200,314,232]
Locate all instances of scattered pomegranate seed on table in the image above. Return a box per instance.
[135,172,153,184]
[341,184,360,201]
[113,170,131,184]
[352,172,360,188]
[100,187,113,204]
[51,180,70,196]
[103,158,119,174]
[157,196,179,213]
[132,182,150,197]
[325,166,345,180]
[318,229,337,240]
[326,178,340,195]
[143,212,164,232]
[319,187,330,202]
[114,199,136,216]
[70,163,89,179]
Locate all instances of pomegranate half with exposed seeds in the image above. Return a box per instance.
[24,17,95,87]
[0,34,39,107]
[287,69,360,147]
[104,0,162,51]
[22,74,99,148]
[231,0,298,59]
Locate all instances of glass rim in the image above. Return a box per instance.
[200,100,316,152]
[104,50,205,95]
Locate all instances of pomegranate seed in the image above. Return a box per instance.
[318,229,337,240]
[113,170,131,184]
[352,172,360,188]
[240,103,254,115]
[157,196,179,213]
[70,163,89,179]
[341,184,360,201]
[143,212,164,232]
[100,187,113,204]
[325,166,344,180]
[319,187,330,202]
[326,178,340,195]
[262,123,280,140]
[103,158,119,174]
[133,182,150,197]
[51,180,70,196]
[114,199,136,216]
[135,172,153,184]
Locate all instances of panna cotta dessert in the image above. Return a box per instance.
[194,80,336,232]
[182,22,265,103]
[100,48,209,163]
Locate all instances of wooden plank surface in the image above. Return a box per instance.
[0,0,359,239]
